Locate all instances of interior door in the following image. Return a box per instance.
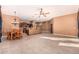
[50,24,53,33]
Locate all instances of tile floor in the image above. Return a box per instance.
[0,33,79,54]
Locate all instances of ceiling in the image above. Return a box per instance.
[1,5,79,22]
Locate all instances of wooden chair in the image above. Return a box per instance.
[15,29,22,39]
[7,29,22,40]
[7,32,11,40]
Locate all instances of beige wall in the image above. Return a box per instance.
[2,14,41,35]
[2,13,78,36]
[2,14,21,34]
[50,13,78,36]
[42,13,78,36]
[42,21,50,33]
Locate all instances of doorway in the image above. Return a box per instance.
[50,24,53,33]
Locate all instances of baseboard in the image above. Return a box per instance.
[53,33,77,38]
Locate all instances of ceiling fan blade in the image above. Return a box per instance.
[44,15,47,17]
[42,14,47,17]
[45,12,50,14]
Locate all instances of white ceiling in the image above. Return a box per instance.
[1,5,79,22]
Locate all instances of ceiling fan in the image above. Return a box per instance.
[39,8,50,17]
[35,8,50,18]
[29,8,50,28]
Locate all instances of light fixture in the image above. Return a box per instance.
[34,8,49,27]
[14,11,17,26]
[11,11,19,29]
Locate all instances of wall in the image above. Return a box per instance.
[41,21,50,33]
[2,13,78,36]
[50,13,78,36]
[2,14,21,34]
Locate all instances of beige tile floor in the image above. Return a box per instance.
[0,33,79,54]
